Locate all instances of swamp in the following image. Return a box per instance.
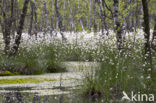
[0,0,156,103]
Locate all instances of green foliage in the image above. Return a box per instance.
[1,0,155,33]
[82,41,156,101]
[0,42,66,75]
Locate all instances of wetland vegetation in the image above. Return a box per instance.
[0,0,156,102]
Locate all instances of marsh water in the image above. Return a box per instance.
[0,62,106,103]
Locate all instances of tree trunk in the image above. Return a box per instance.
[142,0,151,54]
[98,0,108,35]
[2,19,11,54]
[10,0,16,38]
[88,0,92,31]
[151,19,156,48]
[28,0,34,35]
[142,0,152,87]
[50,0,54,34]
[54,0,66,42]
[33,0,38,38]
[93,0,97,33]
[1,0,14,54]
[43,0,49,25]
[63,0,66,30]
[80,19,85,32]
[113,0,123,50]
[85,0,88,31]
[11,0,18,39]
[68,0,74,32]
[10,0,30,55]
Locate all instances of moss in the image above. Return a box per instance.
[0,78,56,84]
[43,78,57,82]
[0,71,20,76]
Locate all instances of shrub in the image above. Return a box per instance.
[82,41,156,102]
[0,42,66,75]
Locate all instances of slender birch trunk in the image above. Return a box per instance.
[152,20,156,46]
[68,0,74,32]
[142,0,153,88]
[113,0,123,50]
[43,0,49,25]
[80,19,85,32]
[33,0,38,38]
[98,0,105,35]
[88,0,92,31]
[11,0,30,55]
[28,0,34,35]
[93,0,97,33]
[1,0,14,54]
[54,0,66,42]
[50,0,54,34]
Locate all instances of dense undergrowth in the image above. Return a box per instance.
[0,30,156,102]
[82,41,156,102]
[0,41,66,75]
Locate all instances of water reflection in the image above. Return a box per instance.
[3,92,66,103]
[1,91,105,103]
[5,92,24,103]
[0,85,115,103]
[32,95,40,103]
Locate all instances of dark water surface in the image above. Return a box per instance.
[0,87,107,103]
